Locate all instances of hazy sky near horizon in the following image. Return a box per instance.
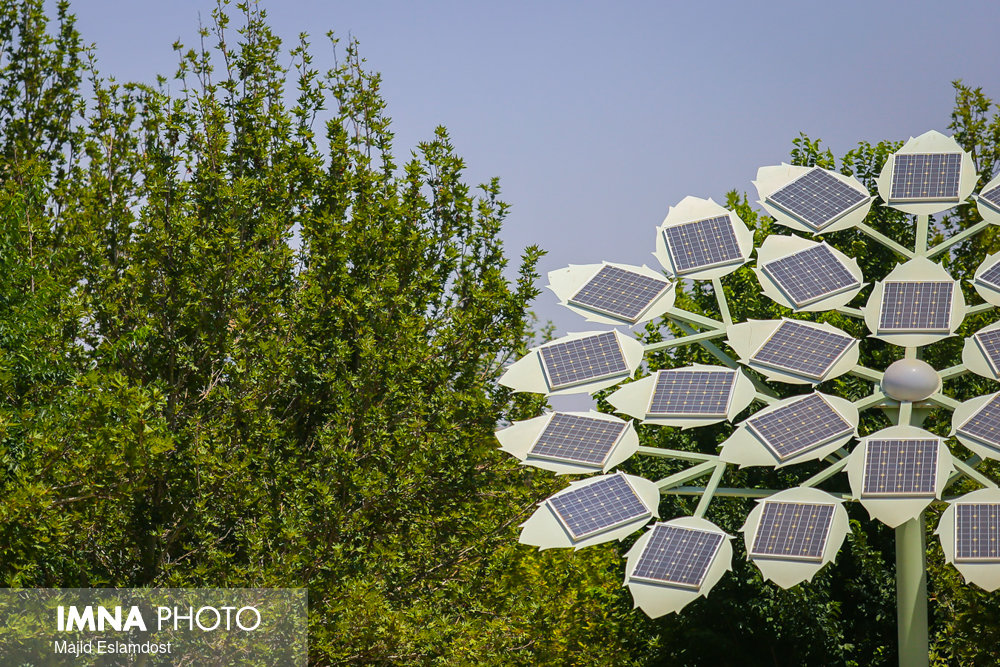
[67,2,1000,409]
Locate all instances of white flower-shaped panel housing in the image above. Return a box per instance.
[972,251,1000,309]
[862,257,965,348]
[754,235,865,312]
[936,488,1000,592]
[519,472,660,550]
[726,318,859,385]
[606,364,756,429]
[624,516,733,617]
[753,164,873,235]
[741,487,849,589]
[846,425,955,528]
[876,130,978,216]
[975,171,1000,225]
[498,329,644,396]
[547,262,676,326]
[719,392,859,468]
[951,391,1000,463]
[963,320,1000,382]
[496,411,640,475]
[653,196,753,280]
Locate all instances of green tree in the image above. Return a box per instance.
[0,1,661,664]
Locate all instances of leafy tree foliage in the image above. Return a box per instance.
[0,1,660,664]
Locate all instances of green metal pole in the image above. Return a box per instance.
[895,513,929,667]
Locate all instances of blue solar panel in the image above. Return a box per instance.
[980,185,1000,214]
[749,501,835,561]
[955,503,1000,562]
[977,259,1000,293]
[766,167,868,231]
[663,215,743,274]
[630,524,724,589]
[647,368,737,417]
[750,321,855,381]
[862,439,938,497]
[878,281,953,333]
[539,332,629,390]
[745,393,853,462]
[760,244,861,307]
[569,265,671,322]
[889,153,962,203]
[957,395,1000,452]
[975,329,1000,376]
[548,474,650,540]
[528,413,628,467]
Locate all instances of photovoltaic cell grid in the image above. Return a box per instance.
[548,474,650,541]
[878,281,953,333]
[630,524,725,589]
[766,167,868,231]
[760,244,861,307]
[976,259,1000,292]
[957,395,1000,451]
[663,215,743,275]
[539,332,628,390]
[568,265,671,322]
[745,394,853,462]
[647,369,737,418]
[974,329,1000,376]
[889,153,962,202]
[528,413,628,467]
[862,439,939,497]
[750,321,855,381]
[980,185,1000,214]
[955,503,1000,562]
[749,502,836,561]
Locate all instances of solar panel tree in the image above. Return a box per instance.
[496,130,1000,667]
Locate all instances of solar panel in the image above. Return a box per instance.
[760,244,861,307]
[955,503,1000,562]
[765,167,868,231]
[663,215,743,275]
[877,281,953,333]
[647,368,737,418]
[749,501,836,561]
[957,395,1000,452]
[745,394,853,462]
[889,153,962,203]
[528,413,628,467]
[980,185,1000,214]
[539,332,629,390]
[974,329,1000,376]
[862,439,939,497]
[750,321,855,381]
[568,265,671,322]
[630,524,725,589]
[976,259,1000,293]
[547,474,650,541]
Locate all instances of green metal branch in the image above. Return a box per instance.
[836,306,865,318]
[711,277,733,327]
[655,460,718,492]
[915,214,929,256]
[850,365,885,383]
[800,456,850,488]
[854,390,890,411]
[661,486,852,501]
[637,447,718,462]
[951,457,999,490]
[926,218,992,259]
[938,365,967,380]
[693,462,727,518]
[643,328,728,352]
[966,302,995,317]
[927,392,960,411]
[856,222,915,259]
[665,307,725,330]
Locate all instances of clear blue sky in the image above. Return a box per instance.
[67,1,1000,384]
